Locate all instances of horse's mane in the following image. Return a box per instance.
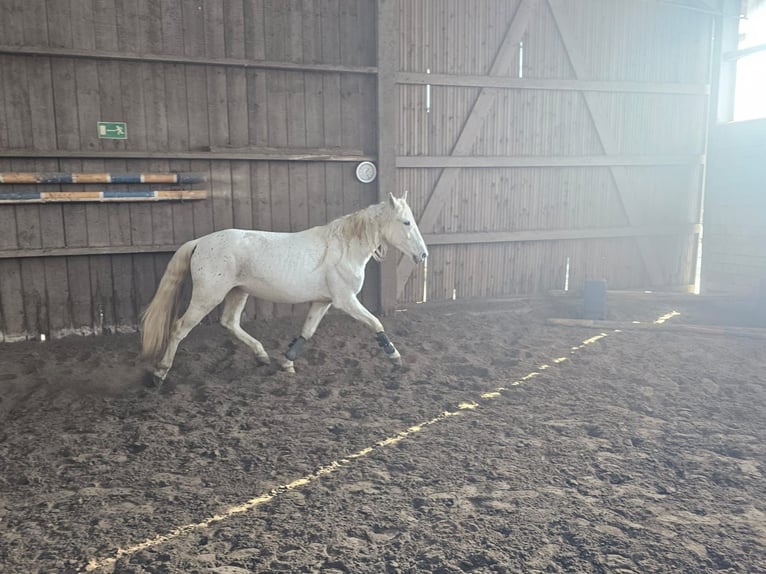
[325,201,391,261]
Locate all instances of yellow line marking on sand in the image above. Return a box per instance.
[85,310,681,572]
[654,310,680,324]
[86,408,463,572]
[582,333,608,345]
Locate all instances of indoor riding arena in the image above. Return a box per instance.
[1,1,765,573]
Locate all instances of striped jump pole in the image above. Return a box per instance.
[0,172,207,184]
[0,190,208,203]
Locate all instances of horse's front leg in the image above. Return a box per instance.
[281,301,332,373]
[332,295,402,367]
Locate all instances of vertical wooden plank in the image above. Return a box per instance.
[192,160,215,236]
[248,161,272,318]
[325,164,344,222]
[0,261,25,341]
[244,0,266,327]
[22,2,52,48]
[0,58,8,151]
[111,1,152,327]
[268,164,290,230]
[89,252,116,334]
[224,0,249,145]
[377,0,399,312]
[133,253,159,324]
[306,164,327,227]
[95,12,127,159]
[205,0,230,147]
[13,161,48,338]
[0,3,14,49]
[247,69,269,147]
[321,0,342,148]
[45,0,74,48]
[60,160,93,335]
[182,1,213,242]
[148,162,175,245]
[211,161,234,230]
[93,0,119,52]
[266,70,288,147]
[141,0,172,323]
[269,162,291,317]
[4,57,34,150]
[231,161,253,230]
[301,0,327,264]
[103,0,136,332]
[160,1,193,245]
[107,158,135,328]
[0,206,17,251]
[202,3,232,235]
[85,160,114,334]
[27,63,56,153]
[41,0,79,333]
[227,77,249,148]
[262,0,290,316]
[71,0,104,331]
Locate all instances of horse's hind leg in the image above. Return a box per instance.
[152,293,220,384]
[220,287,270,365]
[281,301,331,373]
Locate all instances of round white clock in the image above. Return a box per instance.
[355,161,377,184]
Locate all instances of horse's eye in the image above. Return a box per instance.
[403,220,411,226]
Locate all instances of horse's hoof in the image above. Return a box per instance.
[390,356,403,368]
[257,354,271,366]
[281,360,296,374]
[144,371,165,388]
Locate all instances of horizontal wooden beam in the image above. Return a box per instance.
[0,243,181,260]
[724,42,766,61]
[0,190,207,203]
[397,72,710,95]
[648,0,725,17]
[0,148,374,162]
[397,155,705,168]
[0,45,377,75]
[423,224,702,245]
[1,224,701,258]
[0,172,206,184]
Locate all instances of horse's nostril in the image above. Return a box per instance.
[422,252,428,260]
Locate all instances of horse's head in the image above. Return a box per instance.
[382,191,429,264]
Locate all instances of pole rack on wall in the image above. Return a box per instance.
[0,190,208,203]
[0,172,207,184]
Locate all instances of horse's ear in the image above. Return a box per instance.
[402,189,409,202]
[388,192,397,207]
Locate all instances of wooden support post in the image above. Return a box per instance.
[377,0,399,314]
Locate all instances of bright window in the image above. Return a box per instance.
[733,1,766,121]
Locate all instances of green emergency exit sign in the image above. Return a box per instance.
[97,121,127,139]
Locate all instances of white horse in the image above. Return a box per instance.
[141,191,428,385]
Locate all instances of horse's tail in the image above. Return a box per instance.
[140,239,197,360]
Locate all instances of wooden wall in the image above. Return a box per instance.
[393,0,714,303]
[0,0,378,341]
[702,119,766,294]
[1,0,726,340]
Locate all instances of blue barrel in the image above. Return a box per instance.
[584,279,607,320]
